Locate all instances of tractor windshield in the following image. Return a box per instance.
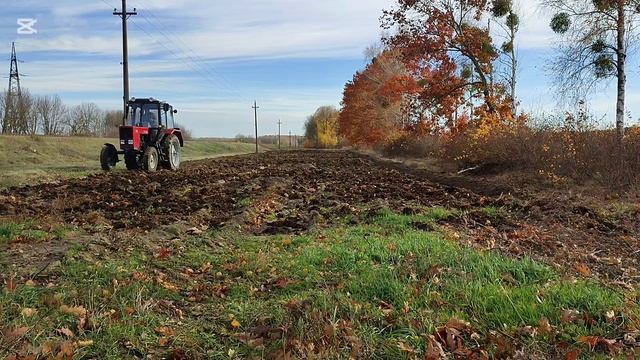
[127,103,160,128]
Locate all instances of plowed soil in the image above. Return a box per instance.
[1,150,639,284]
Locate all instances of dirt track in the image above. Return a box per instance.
[1,150,639,284]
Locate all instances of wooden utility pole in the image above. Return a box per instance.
[289,131,292,148]
[113,0,137,124]
[252,101,259,154]
[277,119,282,150]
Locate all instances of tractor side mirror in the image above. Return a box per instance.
[173,109,178,114]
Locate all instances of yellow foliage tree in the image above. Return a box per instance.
[305,106,339,148]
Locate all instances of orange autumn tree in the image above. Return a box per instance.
[338,50,419,146]
[381,0,523,133]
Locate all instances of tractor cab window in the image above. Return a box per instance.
[127,103,160,128]
[165,107,175,128]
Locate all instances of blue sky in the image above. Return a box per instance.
[2,0,639,137]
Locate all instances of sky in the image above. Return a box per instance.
[1,0,639,137]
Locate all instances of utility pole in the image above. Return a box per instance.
[252,101,259,154]
[113,0,137,124]
[289,131,292,148]
[3,42,22,134]
[277,119,282,150]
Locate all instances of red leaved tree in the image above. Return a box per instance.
[338,50,419,146]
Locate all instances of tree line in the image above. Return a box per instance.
[0,89,193,139]
[333,0,640,144]
[0,90,123,137]
[304,0,640,183]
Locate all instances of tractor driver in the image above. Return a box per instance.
[141,111,159,128]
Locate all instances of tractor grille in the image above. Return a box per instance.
[120,127,134,149]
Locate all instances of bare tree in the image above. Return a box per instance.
[103,110,124,138]
[36,95,67,136]
[65,103,103,136]
[492,0,521,114]
[0,91,6,134]
[544,0,640,142]
[21,92,38,135]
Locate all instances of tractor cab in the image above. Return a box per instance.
[126,98,175,128]
[100,98,184,172]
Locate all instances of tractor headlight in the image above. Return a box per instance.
[128,140,134,145]
[120,140,125,145]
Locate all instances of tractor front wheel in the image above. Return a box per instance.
[124,151,139,170]
[143,146,159,172]
[162,134,181,170]
[100,145,118,171]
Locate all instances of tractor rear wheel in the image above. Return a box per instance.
[161,134,181,170]
[100,145,118,171]
[124,151,139,170]
[142,146,159,172]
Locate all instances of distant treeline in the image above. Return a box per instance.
[0,89,191,138]
[235,134,303,148]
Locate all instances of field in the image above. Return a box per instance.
[1,150,639,359]
[0,135,256,188]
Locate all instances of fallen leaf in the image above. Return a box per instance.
[186,227,203,235]
[200,262,212,273]
[57,327,75,338]
[403,302,410,314]
[76,340,94,347]
[398,341,416,353]
[605,310,615,322]
[159,337,170,347]
[538,317,553,335]
[575,263,591,277]
[25,280,36,287]
[59,305,87,318]
[565,348,581,360]
[387,243,397,251]
[578,335,600,349]
[3,326,29,343]
[5,278,17,292]
[21,308,37,318]
[446,318,472,332]
[154,326,176,337]
[561,309,581,324]
[275,277,294,289]
[425,335,446,360]
[282,237,292,246]
[231,319,241,329]
[41,341,56,355]
[58,341,75,358]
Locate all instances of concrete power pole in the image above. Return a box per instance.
[277,119,282,150]
[252,101,259,154]
[113,0,137,124]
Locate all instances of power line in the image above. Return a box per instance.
[96,0,249,104]
[134,1,248,102]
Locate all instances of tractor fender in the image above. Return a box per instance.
[103,143,118,152]
[165,129,184,147]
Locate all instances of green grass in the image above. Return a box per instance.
[0,135,256,188]
[1,208,637,359]
[0,221,53,244]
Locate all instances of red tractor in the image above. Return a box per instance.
[100,98,184,172]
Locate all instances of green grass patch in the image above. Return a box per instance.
[1,208,636,359]
[0,221,53,244]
